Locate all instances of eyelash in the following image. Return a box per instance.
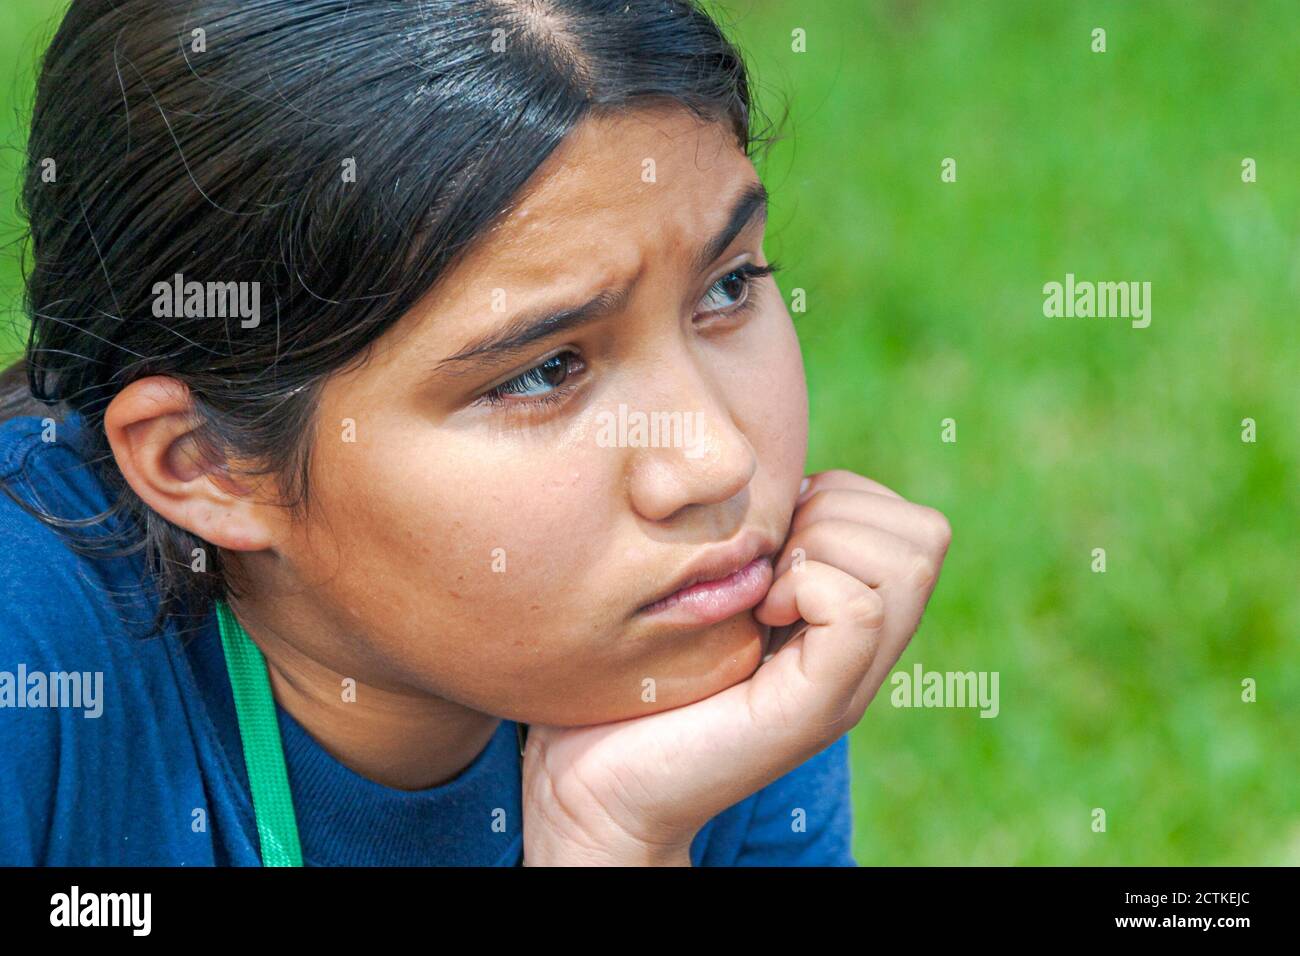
[479,351,584,410]
[698,261,781,318]
[478,260,782,411]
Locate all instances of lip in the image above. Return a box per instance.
[636,529,779,627]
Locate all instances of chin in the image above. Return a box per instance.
[545,617,767,725]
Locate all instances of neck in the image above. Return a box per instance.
[224,596,500,791]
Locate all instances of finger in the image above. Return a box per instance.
[798,469,903,506]
[769,519,942,606]
[759,523,940,727]
[612,599,873,829]
[746,559,884,730]
[789,488,953,556]
[600,563,884,831]
[758,553,927,738]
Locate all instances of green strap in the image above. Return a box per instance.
[214,598,304,867]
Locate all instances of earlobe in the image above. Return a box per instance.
[103,375,277,552]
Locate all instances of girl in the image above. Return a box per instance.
[0,0,950,866]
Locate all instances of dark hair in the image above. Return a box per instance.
[0,0,782,638]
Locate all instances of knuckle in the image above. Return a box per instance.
[908,550,940,591]
[844,588,884,630]
[794,488,838,527]
[918,505,953,552]
[806,486,836,513]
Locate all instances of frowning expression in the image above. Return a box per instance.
[265,105,809,724]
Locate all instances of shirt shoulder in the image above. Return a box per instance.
[1,412,120,650]
[0,411,194,864]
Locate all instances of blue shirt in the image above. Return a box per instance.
[0,410,856,866]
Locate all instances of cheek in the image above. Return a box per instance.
[739,307,809,484]
[302,429,620,644]
[283,427,639,714]
[348,440,607,591]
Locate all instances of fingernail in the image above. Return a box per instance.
[799,476,811,495]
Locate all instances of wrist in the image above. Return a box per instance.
[522,775,700,866]
[523,822,695,866]
[524,841,693,866]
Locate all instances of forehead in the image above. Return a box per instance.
[363,107,760,385]
[446,105,756,297]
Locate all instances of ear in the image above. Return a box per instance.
[103,375,278,551]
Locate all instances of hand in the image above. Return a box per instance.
[755,469,952,726]
[520,469,951,866]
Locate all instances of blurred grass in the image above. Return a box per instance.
[726,0,1300,864]
[1,0,1296,864]
[0,0,61,360]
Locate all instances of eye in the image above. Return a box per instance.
[697,261,781,316]
[480,350,584,407]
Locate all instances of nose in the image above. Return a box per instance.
[622,357,757,523]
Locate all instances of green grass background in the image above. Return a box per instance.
[1,1,1295,864]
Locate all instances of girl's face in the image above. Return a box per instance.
[252,106,808,724]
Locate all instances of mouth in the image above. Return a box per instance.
[636,530,779,628]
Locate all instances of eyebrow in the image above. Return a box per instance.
[434,180,769,375]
